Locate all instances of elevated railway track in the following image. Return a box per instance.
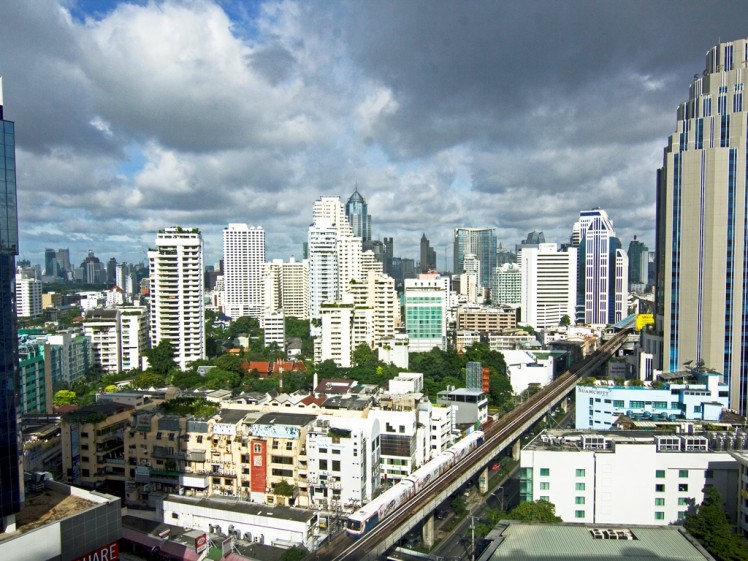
[322,328,633,560]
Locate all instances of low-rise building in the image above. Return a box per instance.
[575,365,729,430]
[436,387,488,427]
[520,428,739,526]
[503,350,555,395]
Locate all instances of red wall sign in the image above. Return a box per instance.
[71,541,119,561]
[250,439,266,493]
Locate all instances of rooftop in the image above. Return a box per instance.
[484,522,712,561]
[254,412,317,427]
[164,495,316,523]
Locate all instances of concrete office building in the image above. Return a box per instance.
[15,270,42,318]
[148,227,205,370]
[521,243,577,330]
[654,37,748,415]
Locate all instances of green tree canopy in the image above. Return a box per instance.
[53,390,77,407]
[506,500,562,523]
[145,340,177,375]
[132,371,166,389]
[685,486,748,561]
[280,547,306,561]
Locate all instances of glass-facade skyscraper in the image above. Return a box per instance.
[0,78,21,528]
[654,37,748,415]
[345,187,370,242]
[453,227,496,288]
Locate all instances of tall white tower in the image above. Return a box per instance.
[223,223,265,320]
[521,244,577,330]
[148,227,205,370]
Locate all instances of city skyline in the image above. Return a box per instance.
[2,3,748,267]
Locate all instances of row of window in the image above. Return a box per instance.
[539,468,585,477]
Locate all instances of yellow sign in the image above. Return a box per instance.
[636,314,654,331]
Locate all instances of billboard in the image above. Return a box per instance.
[71,541,119,561]
[195,533,208,553]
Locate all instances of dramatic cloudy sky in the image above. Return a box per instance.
[1,1,747,269]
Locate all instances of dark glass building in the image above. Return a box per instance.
[0,80,21,528]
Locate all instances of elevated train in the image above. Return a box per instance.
[345,430,484,537]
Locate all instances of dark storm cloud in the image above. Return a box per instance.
[2,0,748,266]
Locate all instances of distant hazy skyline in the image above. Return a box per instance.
[2,1,748,268]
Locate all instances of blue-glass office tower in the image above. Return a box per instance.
[453,227,496,288]
[654,38,748,415]
[345,187,371,242]
[0,79,20,528]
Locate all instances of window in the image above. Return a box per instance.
[540,495,549,502]
[540,482,550,490]
[272,441,279,449]
[171,513,179,519]
[678,497,689,506]
[613,400,624,408]
[320,459,328,470]
[678,469,688,478]
[319,448,327,454]
[656,484,665,492]
[540,468,550,476]
[253,443,261,453]
[705,469,713,479]
[656,470,665,478]
[575,510,585,519]
[678,511,687,521]
[678,484,688,492]
[655,498,665,506]
[286,442,293,450]
[156,432,162,440]
[629,400,645,408]
[576,483,585,491]
[332,460,341,472]
[575,497,585,505]
[655,512,665,520]
[576,469,585,477]
[168,433,175,441]
[197,435,204,444]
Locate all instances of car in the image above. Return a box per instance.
[490,463,501,471]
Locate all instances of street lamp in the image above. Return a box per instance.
[490,487,504,512]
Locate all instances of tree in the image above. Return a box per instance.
[53,390,77,407]
[103,385,118,393]
[273,480,296,497]
[559,314,571,327]
[145,340,177,375]
[506,500,562,523]
[685,486,748,561]
[280,547,306,561]
[132,371,166,389]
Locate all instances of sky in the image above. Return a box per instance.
[2,1,748,270]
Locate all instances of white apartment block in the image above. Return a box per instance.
[119,306,149,372]
[309,224,339,323]
[361,250,383,277]
[262,259,283,314]
[223,223,265,320]
[458,272,480,305]
[521,429,738,526]
[521,243,577,330]
[317,294,375,367]
[368,408,419,482]
[15,271,42,318]
[282,258,309,320]
[306,416,380,510]
[263,310,285,350]
[347,270,399,343]
[404,275,449,353]
[503,349,555,394]
[377,334,410,368]
[491,262,521,305]
[83,308,122,374]
[148,227,205,370]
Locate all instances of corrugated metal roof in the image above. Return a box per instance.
[488,523,712,560]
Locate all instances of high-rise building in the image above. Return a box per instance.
[627,237,649,288]
[0,78,21,529]
[345,187,371,242]
[15,270,42,318]
[223,223,265,320]
[404,275,449,353]
[420,234,437,273]
[453,228,496,289]
[491,263,521,305]
[521,244,577,330]
[573,209,628,325]
[383,237,394,276]
[654,37,748,414]
[148,227,205,370]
